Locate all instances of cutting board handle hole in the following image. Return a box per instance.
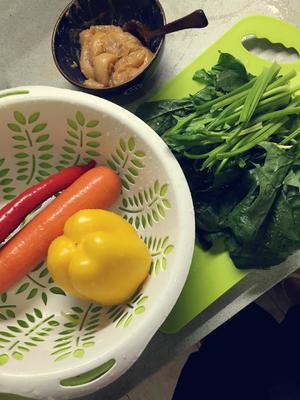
[241,34,299,64]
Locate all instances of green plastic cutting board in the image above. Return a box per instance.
[159,15,300,334]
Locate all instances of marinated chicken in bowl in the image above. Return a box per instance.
[80,25,154,88]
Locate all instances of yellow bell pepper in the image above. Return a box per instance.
[47,209,151,305]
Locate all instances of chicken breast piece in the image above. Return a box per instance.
[80,25,154,88]
[93,53,118,87]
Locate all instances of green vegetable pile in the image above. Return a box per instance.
[137,53,300,269]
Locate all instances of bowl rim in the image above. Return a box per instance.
[51,0,166,93]
[0,85,195,397]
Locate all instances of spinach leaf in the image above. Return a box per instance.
[191,86,223,106]
[193,52,252,92]
[225,171,300,268]
[197,143,300,268]
[227,142,293,242]
[192,69,214,86]
[136,98,194,135]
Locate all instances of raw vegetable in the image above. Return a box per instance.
[196,143,300,267]
[0,166,121,293]
[192,52,253,92]
[47,209,151,305]
[136,52,254,135]
[0,160,96,244]
[137,52,300,269]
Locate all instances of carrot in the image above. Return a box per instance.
[0,160,96,244]
[0,166,121,293]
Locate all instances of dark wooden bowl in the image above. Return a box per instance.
[52,0,166,96]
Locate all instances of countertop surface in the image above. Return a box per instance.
[0,1,300,399]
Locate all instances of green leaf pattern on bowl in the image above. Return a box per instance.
[0,308,58,366]
[57,111,101,169]
[119,180,170,230]
[7,111,54,186]
[52,303,101,362]
[107,137,145,190]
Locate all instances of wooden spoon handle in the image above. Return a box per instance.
[149,9,208,39]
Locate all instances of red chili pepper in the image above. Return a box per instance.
[0,160,96,243]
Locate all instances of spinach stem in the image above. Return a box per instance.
[280,126,300,144]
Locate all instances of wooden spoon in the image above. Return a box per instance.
[123,9,208,47]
